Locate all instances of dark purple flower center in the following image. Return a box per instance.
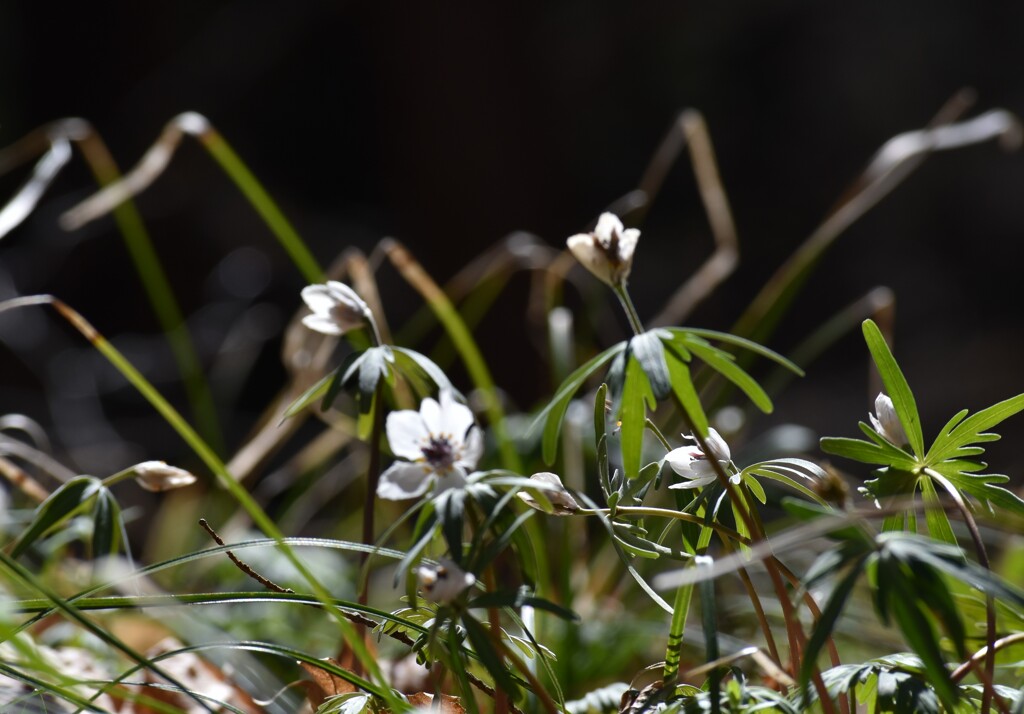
[421,436,457,472]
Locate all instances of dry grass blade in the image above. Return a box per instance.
[59,112,212,231]
[642,110,740,326]
[0,139,72,240]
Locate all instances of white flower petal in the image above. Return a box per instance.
[594,212,625,244]
[668,473,717,490]
[416,559,475,603]
[704,427,731,462]
[419,396,443,435]
[567,234,615,286]
[301,314,345,335]
[518,472,579,513]
[664,446,702,476]
[325,281,370,313]
[433,466,468,495]
[300,284,339,315]
[386,410,430,460]
[377,461,432,500]
[459,426,483,470]
[439,391,475,441]
[872,392,908,445]
[618,228,640,262]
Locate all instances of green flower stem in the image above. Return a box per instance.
[613,283,645,336]
[358,383,385,612]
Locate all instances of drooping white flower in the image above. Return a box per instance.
[300,281,371,336]
[377,390,482,500]
[566,212,640,287]
[665,427,734,490]
[416,559,475,604]
[517,472,580,514]
[869,392,908,446]
[133,461,197,492]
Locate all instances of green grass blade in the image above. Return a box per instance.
[199,130,324,284]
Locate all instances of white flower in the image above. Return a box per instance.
[869,392,908,446]
[377,390,482,500]
[415,559,475,604]
[517,472,580,514]
[665,427,734,490]
[300,281,370,336]
[133,461,197,492]
[566,212,640,287]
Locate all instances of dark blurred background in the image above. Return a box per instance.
[2,2,1024,482]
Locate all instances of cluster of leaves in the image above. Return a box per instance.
[2,106,1024,714]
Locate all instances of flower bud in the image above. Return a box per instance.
[869,393,908,446]
[300,281,371,336]
[133,461,197,492]
[517,472,580,514]
[566,212,639,288]
[415,559,475,604]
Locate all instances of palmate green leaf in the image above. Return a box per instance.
[534,342,627,464]
[681,337,773,413]
[862,320,924,457]
[11,476,100,558]
[927,465,1024,518]
[927,392,1024,463]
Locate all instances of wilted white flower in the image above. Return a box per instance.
[665,427,734,490]
[415,559,475,604]
[300,281,371,336]
[566,212,639,288]
[133,461,197,492]
[869,392,908,446]
[377,390,482,500]
[517,472,580,514]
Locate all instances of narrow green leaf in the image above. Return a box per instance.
[862,320,924,457]
[679,327,804,375]
[282,372,334,420]
[820,437,893,466]
[883,571,958,711]
[631,331,672,400]
[663,342,708,437]
[685,340,773,413]
[534,342,626,464]
[392,346,457,396]
[462,614,520,700]
[11,476,99,558]
[619,356,651,479]
[800,559,864,696]
[948,392,1024,441]
[91,488,123,559]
